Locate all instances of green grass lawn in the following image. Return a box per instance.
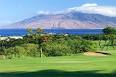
[0,49,116,77]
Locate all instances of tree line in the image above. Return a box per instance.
[0,27,116,59]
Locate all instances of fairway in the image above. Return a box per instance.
[0,50,116,77]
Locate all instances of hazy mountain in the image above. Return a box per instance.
[2,11,116,29]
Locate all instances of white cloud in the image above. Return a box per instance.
[68,3,116,17]
[37,11,50,15]
[37,10,66,15]
[37,3,116,17]
[81,3,98,7]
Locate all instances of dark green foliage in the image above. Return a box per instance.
[81,34,104,40]
[0,34,98,58]
[102,27,116,48]
[5,46,26,58]
[43,42,71,56]
[68,40,97,53]
[103,27,116,34]
[4,44,40,58]
[1,27,115,58]
[21,44,40,57]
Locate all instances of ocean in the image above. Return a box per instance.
[0,29,103,36]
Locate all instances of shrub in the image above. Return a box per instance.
[5,44,40,58]
[103,27,116,35]
[22,44,40,57]
[68,40,97,53]
[5,46,26,58]
[43,42,71,56]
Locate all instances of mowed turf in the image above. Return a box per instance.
[0,50,116,77]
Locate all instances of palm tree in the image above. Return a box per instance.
[35,28,44,57]
[36,28,43,35]
[27,27,33,35]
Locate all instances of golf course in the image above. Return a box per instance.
[0,27,116,77]
[0,49,116,77]
[0,0,116,77]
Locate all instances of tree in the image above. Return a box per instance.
[38,35,50,57]
[103,27,116,49]
[26,27,45,57]
[36,28,44,34]
[103,26,116,35]
[27,27,33,34]
[34,28,50,57]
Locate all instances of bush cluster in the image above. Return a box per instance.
[0,27,104,58]
[4,44,40,58]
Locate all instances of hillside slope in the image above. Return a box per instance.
[3,12,116,29]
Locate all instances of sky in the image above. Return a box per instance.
[0,0,116,25]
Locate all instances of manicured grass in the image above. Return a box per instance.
[0,50,116,77]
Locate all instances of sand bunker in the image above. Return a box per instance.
[84,51,111,56]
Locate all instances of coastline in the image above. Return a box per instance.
[0,36,23,40]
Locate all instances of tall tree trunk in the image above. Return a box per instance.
[40,47,42,57]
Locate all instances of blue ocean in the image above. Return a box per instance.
[0,29,103,36]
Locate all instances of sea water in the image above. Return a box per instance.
[0,29,103,36]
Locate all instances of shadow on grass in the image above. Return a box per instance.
[0,70,116,77]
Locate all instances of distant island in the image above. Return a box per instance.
[1,12,116,29]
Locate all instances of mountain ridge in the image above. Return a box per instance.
[2,11,116,29]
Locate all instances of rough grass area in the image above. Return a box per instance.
[0,50,116,77]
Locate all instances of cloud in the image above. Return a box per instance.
[68,3,116,17]
[37,3,116,17]
[37,11,50,15]
[37,10,65,15]
[81,3,98,7]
